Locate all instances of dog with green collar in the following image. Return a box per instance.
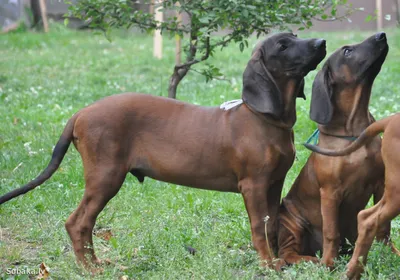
[277,32,399,271]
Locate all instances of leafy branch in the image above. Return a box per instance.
[67,0,355,98]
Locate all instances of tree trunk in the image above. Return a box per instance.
[30,0,48,31]
[31,0,41,27]
[38,0,49,32]
[168,66,189,99]
[168,16,198,99]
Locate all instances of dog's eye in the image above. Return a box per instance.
[279,44,288,51]
[344,48,352,57]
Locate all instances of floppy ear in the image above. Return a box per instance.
[242,48,282,117]
[310,65,333,124]
[297,78,306,100]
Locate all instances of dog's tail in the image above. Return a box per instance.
[304,116,392,157]
[0,114,78,205]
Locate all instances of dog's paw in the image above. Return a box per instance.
[273,258,287,271]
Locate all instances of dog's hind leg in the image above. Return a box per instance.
[373,179,400,255]
[278,203,318,266]
[65,164,127,272]
[347,180,400,279]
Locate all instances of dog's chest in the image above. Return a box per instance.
[268,139,296,179]
[316,139,383,194]
[340,145,384,195]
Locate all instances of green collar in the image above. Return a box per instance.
[305,129,358,145]
[305,129,320,145]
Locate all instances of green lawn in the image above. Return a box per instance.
[1,24,400,279]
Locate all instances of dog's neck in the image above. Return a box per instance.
[262,78,299,129]
[319,84,373,136]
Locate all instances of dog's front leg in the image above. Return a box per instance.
[240,177,283,269]
[320,186,341,268]
[266,178,285,255]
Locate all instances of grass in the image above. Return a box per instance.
[0,24,400,279]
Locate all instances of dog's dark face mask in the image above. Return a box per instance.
[242,33,326,118]
[310,32,388,124]
[262,33,327,78]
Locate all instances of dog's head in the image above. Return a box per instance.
[242,32,326,118]
[310,32,388,124]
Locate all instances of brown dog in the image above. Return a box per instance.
[305,113,400,279]
[0,33,326,271]
[277,32,397,268]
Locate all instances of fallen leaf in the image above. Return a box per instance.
[94,228,113,241]
[119,265,129,271]
[37,262,50,279]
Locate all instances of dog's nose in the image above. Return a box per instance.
[314,39,326,49]
[375,32,386,41]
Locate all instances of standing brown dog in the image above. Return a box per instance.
[0,33,326,271]
[305,113,400,279]
[277,33,398,268]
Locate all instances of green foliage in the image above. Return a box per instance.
[66,0,353,96]
[198,63,224,83]
[67,0,352,38]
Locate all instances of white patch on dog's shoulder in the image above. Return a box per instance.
[219,99,243,111]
